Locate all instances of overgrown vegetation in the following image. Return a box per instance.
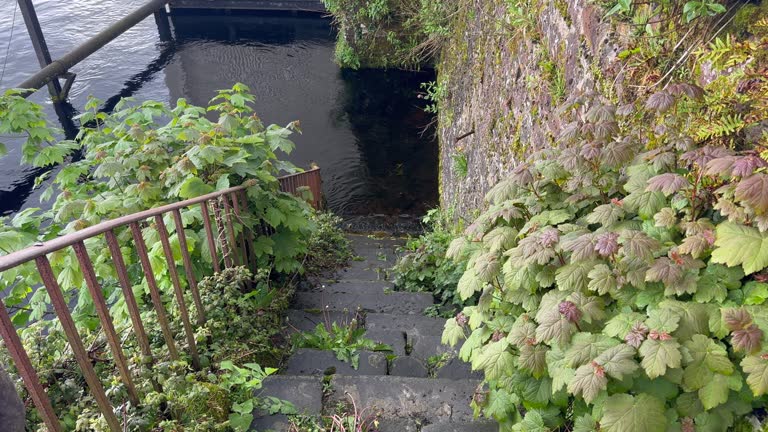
[304,212,354,277]
[392,209,469,316]
[434,66,768,431]
[0,84,346,430]
[292,319,392,369]
[321,0,459,69]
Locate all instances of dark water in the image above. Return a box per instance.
[0,1,438,218]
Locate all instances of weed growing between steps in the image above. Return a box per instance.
[392,208,472,317]
[292,320,392,369]
[303,212,355,278]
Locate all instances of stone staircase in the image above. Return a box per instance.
[251,235,496,432]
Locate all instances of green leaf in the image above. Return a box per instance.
[604,312,647,338]
[741,355,768,396]
[458,270,483,300]
[711,222,768,275]
[587,264,617,295]
[698,373,739,410]
[646,308,680,333]
[512,410,550,432]
[601,393,667,432]
[473,340,514,381]
[484,226,518,253]
[485,388,519,421]
[624,190,666,220]
[744,281,768,305]
[639,339,682,379]
[555,260,596,292]
[595,344,639,380]
[564,333,619,368]
[586,204,625,226]
[228,413,254,432]
[442,318,466,346]
[568,363,608,403]
[519,344,548,378]
[178,176,214,199]
[573,414,598,432]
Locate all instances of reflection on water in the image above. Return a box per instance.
[0,5,437,218]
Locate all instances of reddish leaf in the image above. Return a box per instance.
[595,232,620,257]
[645,91,676,113]
[735,173,768,215]
[724,308,753,331]
[558,301,582,323]
[732,324,763,354]
[646,173,690,196]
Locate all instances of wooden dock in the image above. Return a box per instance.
[168,0,326,12]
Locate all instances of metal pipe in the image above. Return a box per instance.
[15,0,169,95]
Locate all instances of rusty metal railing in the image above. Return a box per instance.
[0,169,321,432]
[278,167,322,210]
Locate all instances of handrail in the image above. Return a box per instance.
[0,183,249,272]
[0,168,322,432]
[0,168,322,271]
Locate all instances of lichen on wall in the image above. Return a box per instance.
[437,0,768,216]
[437,0,625,216]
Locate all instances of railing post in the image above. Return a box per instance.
[104,229,161,392]
[72,241,140,406]
[200,201,220,273]
[172,209,206,324]
[154,215,200,370]
[212,200,233,269]
[0,302,63,432]
[223,194,242,267]
[129,222,179,361]
[237,190,258,272]
[35,256,122,432]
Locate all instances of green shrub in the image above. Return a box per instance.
[440,85,768,431]
[392,209,468,314]
[303,212,354,277]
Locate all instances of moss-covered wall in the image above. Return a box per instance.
[437,0,626,215]
[321,0,768,216]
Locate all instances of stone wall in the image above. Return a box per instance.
[436,0,626,216]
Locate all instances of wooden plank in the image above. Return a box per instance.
[130,222,179,360]
[154,216,201,370]
[36,256,123,432]
[73,241,140,406]
[230,193,248,269]
[0,302,63,432]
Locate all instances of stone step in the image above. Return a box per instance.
[366,313,446,335]
[347,234,406,250]
[296,280,394,294]
[326,375,482,424]
[283,349,388,376]
[407,332,460,360]
[337,260,394,282]
[422,422,499,432]
[250,375,322,431]
[284,309,362,333]
[293,291,434,315]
